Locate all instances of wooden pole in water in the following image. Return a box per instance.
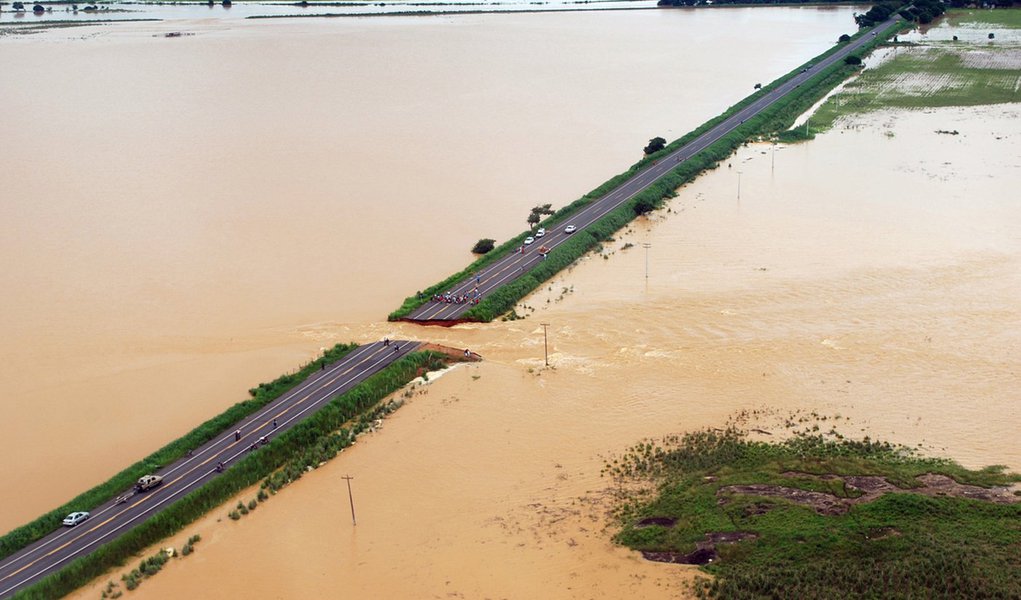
[540,323,550,367]
[642,243,652,281]
[342,475,356,526]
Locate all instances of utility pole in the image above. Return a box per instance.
[642,243,651,281]
[771,142,775,174]
[540,323,550,367]
[342,475,356,526]
[736,171,743,200]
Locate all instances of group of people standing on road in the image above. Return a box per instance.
[426,273,484,306]
[431,288,481,305]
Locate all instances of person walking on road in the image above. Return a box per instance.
[234,429,241,442]
[272,418,278,429]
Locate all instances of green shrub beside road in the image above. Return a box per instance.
[13,351,448,600]
[0,343,357,563]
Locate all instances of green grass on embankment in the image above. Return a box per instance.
[607,427,1021,599]
[389,20,899,322]
[0,343,358,562]
[810,10,1021,129]
[12,350,450,600]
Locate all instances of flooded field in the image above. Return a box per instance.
[4,7,1019,599]
[811,10,1021,128]
[72,100,1021,598]
[0,0,656,24]
[0,5,859,534]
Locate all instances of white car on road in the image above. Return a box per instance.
[524,236,535,245]
[63,512,90,527]
[535,228,545,238]
[564,225,577,234]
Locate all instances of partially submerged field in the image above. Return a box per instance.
[607,426,1021,599]
[812,9,1021,129]
[948,7,1021,31]
[603,13,1021,597]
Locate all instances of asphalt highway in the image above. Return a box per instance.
[0,340,420,599]
[407,20,897,323]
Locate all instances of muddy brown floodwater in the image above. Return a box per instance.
[4,8,1019,600]
[0,7,858,531]
[74,102,1020,599]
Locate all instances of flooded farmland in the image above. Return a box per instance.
[0,6,859,532]
[3,6,1019,599]
[69,101,1020,600]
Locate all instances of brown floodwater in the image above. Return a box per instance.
[0,7,858,532]
[68,102,1020,600]
[5,9,1019,600]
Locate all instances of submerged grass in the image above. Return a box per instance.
[811,11,1021,129]
[948,7,1021,29]
[813,47,1021,128]
[607,428,1021,599]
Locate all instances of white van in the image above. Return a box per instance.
[135,475,163,492]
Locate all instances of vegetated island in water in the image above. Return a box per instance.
[604,425,1021,599]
